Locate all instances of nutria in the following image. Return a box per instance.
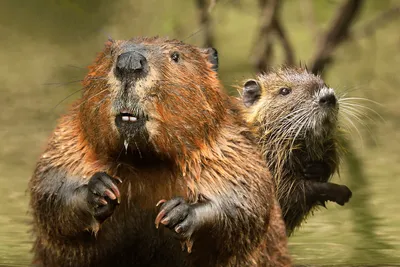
[241,67,352,235]
[29,37,291,267]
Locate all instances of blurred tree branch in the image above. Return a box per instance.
[274,17,295,66]
[309,0,364,74]
[203,0,397,77]
[196,0,215,47]
[252,0,295,73]
[252,0,279,72]
[349,5,400,40]
[300,0,319,38]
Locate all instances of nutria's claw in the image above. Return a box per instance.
[303,161,332,182]
[316,183,352,206]
[317,200,328,209]
[331,185,352,206]
[87,172,121,223]
[155,197,197,251]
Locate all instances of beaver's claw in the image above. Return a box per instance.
[87,172,122,223]
[155,197,198,253]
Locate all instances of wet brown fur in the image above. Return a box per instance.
[241,67,344,235]
[29,37,291,267]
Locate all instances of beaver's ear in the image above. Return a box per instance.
[104,39,114,52]
[202,47,218,72]
[105,36,115,47]
[243,79,261,107]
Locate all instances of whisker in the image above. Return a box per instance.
[65,64,86,70]
[51,88,84,111]
[341,102,384,122]
[274,111,310,137]
[115,142,126,164]
[45,76,107,88]
[340,106,380,141]
[44,80,83,88]
[340,105,379,124]
[340,110,370,132]
[340,113,364,144]
[336,83,376,96]
[91,97,109,115]
[287,113,310,152]
[134,140,142,159]
[77,87,110,108]
[339,97,383,107]
[262,109,310,133]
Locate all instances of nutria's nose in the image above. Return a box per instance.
[319,94,337,107]
[115,51,148,79]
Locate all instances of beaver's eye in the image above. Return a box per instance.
[279,87,291,96]
[171,52,180,62]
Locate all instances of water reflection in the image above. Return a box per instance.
[344,138,396,264]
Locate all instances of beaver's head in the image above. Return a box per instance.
[242,67,339,145]
[80,37,224,160]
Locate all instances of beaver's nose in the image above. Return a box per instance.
[319,93,337,107]
[115,51,148,79]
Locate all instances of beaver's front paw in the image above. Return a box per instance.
[87,172,122,223]
[303,161,332,182]
[155,197,200,252]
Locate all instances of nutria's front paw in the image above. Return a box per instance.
[155,197,199,252]
[330,184,352,206]
[87,172,122,223]
[303,161,332,182]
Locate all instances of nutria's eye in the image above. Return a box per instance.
[171,52,180,62]
[279,87,291,96]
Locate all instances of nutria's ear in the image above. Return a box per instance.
[243,80,261,107]
[203,47,218,72]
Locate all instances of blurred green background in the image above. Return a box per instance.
[0,0,399,266]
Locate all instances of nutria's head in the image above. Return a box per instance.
[242,67,339,153]
[79,37,223,159]
[242,67,345,233]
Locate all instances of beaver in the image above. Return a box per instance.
[241,67,352,235]
[29,37,291,267]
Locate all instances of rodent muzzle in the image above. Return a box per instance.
[319,93,337,108]
[115,51,148,80]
